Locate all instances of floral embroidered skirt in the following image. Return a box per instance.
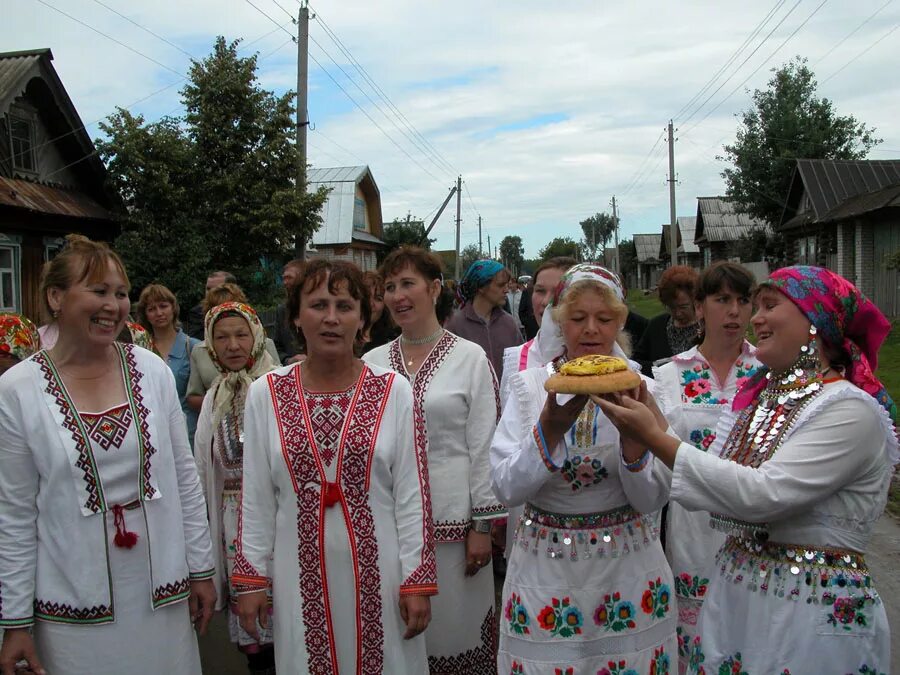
[687,537,890,674]
[498,504,677,674]
[426,542,497,674]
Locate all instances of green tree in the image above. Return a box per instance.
[380,216,434,262]
[458,243,483,276]
[617,239,637,288]
[720,56,881,226]
[580,212,615,260]
[98,36,330,307]
[539,236,580,260]
[499,235,525,276]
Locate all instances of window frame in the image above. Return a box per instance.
[0,234,23,312]
[7,111,38,175]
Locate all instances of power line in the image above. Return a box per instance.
[821,19,900,84]
[267,0,298,23]
[621,130,665,197]
[682,0,830,137]
[463,181,481,217]
[88,0,195,60]
[812,0,893,67]
[242,0,296,40]
[678,0,804,130]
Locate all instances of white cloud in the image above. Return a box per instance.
[5,0,899,257]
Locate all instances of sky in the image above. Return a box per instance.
[6,0,900,257]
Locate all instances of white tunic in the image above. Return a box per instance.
[0,344,214,675]
[491,362,677,674]
[233,363,437,674]
[671,380,894,674]
[364,333,505,672]
[653,342,760,670]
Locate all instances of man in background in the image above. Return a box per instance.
[186,270,235,339]
[272,259,305,364]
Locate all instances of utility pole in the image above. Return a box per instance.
[478,215,483,257]
[487,235,491,260]
[667,120,678,267]
[454,175,462,279]
[611,195,620,276]
[295,1,310,258]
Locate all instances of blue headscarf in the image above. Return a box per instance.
[456,259,505,306]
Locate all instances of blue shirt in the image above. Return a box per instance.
[166,328,200,447]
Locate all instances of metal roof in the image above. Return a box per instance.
[0,176,113,219]
[634,233,662,263]
[695,197,769,243]
[779,159,900,227]
[0,50,50,110]
[351,230,386,245]
[677,216,699,253]
[307,166,383,246]
[659,224,672,258]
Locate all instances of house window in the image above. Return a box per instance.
[353,197,366,231]
[797,235,817,265]
[44,236,65,261]
[9,114,37,173]
[0,242,21,311]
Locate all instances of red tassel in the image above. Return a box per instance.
[112,504,139,549]
[322,482,342,508]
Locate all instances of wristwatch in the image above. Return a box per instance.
[470,519,492,534]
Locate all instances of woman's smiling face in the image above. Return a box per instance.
[751,287,812,371]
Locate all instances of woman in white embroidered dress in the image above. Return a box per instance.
[491,263,677,675]
[235,259,436,674]
[364,246,505,674]
[0,235,216,675]
[597,265,895,674]
[194,302,278,674]
[651,261,760,672]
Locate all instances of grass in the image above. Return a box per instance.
[629,292,900,515]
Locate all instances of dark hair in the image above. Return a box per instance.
[202,282,248,316]
[695,262,756,302]
[208,270,236,284]
[658,265,699,308]
[41,234,130,321]
[380,246,443,283]
[533,256,576,287]
[288,259,371,351]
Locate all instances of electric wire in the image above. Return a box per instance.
[821,19,900,84]
[88,0,195,59]
[621,130,665,197]
[812,0,893,67]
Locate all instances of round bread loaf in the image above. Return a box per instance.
[544,368,641,394]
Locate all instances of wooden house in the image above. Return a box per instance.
[633,233,662,290]
[306,165,385,272]
[694,197,768,265]
[0,48,119,321]
[778,158,900,316]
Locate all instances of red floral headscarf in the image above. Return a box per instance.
[0,312,41,362]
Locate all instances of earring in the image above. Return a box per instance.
[52,309,60,319]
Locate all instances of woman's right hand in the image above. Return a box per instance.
[0,629,45,675]
[538,391,589,448]
[237,590,269,642]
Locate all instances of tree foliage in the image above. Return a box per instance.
[539,236,580,261]
[580,212,616,261]
[499,235,525,276]
[617,239,637,288]
[97,37,329,307]
[721,56,881,226]
[380,217,434,261]
[459,243,483,275]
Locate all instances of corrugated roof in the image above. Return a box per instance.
[308,165,382,246]
[0,49,50,109]
[677,216,699,254]
[695,197,769,243]
[308,166,368,184]
[351,230,385,245]
[634,233,662,263]
[822,183,900,222]
[0,176,113,219]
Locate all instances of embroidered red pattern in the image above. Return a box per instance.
[79,404,132,451]
[433,520,470,542]
[152,577,190,608]
[426,606,497,674]
[33,598,113,624]
[122,344,157,500]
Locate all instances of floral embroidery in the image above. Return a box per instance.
[676,627,689,661]
[688,635,706,675]
[509,661,525,675]
[681,364,727,404]
[733,359,758,391]
[853,666,886,675]
[597,660,639,675]
[674,572,709,598]
[560,454,608,491]
[826,594,870,631]
[554,669,573,675]
[641,578,671,619]
[504,593,530,635]
[650,646,671,675]
[593,592,636,632]
[536,596,583,637]
[688,428,716,451]
[0,312,40,361]
[717,652,748,675]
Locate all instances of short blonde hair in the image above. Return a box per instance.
[202,282,248,316]
[552,280,632,356]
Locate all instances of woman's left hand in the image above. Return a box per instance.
[464,529,492,577]
[188,579,217,636]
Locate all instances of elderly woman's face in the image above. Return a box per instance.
[668,289,696,327]
[560,289,621,359]
[751,287,812,372]
[212,315,254,372]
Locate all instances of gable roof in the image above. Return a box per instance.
[695,197,769,243]
[307,166,384,247]
[676,216,699,254]
[634,233,662,263]
[779,159,900,228]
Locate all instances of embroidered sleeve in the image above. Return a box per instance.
[232,377,278,594]
[0,380,38,628]
[393,380,438,596]
[490,371,559,507]
[467,352,507,520]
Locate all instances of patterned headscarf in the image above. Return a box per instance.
[126,322,156,352]
[533,263,628,365]
[0,312,41,362]
[733,266,896,423]
[456,259,505,305]
[204,302,277,426]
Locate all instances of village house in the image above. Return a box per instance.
[306,165,386,273]
[694,196,768,265]
[778,158,900,316]
[633,232,662,290]
[0,48,119,321]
